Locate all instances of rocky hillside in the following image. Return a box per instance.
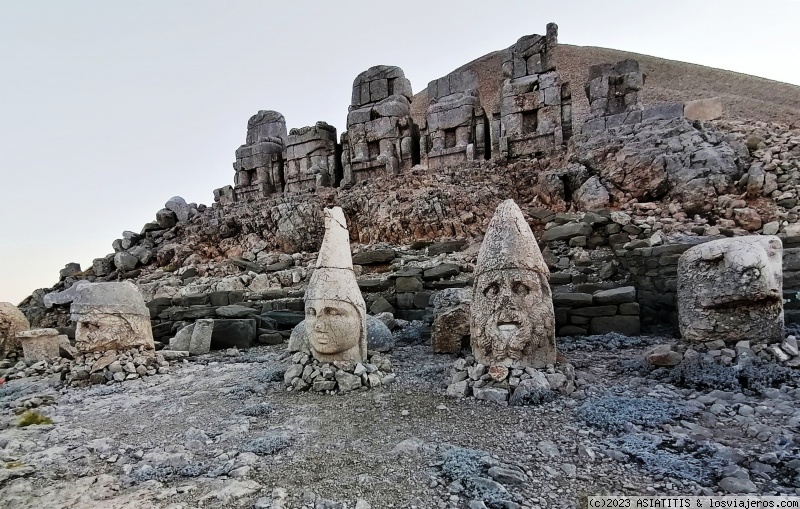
[411,45,800,127]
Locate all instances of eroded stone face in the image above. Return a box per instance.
[677,236,783,344]
[471,200,556,368]
[306,299,361,360]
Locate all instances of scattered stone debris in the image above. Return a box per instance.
[284,350,394,393]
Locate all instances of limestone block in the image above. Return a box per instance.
[432,304,470,353]
[16,328,62,362]
[71,282,154,353]
[684,98,723,121]
[189,319,214,355]
[471,200,556,368]
[677,236,783,344]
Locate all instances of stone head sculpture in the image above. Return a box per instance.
[677,236,783,344]
[305,207,367,363]
[471,199,556,368]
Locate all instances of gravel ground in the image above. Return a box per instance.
[1,330,798,508]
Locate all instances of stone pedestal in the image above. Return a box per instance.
[16,328,62,362]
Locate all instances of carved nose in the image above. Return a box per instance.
[314,321,326,332]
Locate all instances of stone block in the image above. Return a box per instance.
[619,302,640,315]
[684,98,722,121]
[570,305,618,317]
[189,319,214,355]
[395,276,423,293]
[590,316,641,335]
[593,287,636,305]
[423,264,460,281]
[552,293,593,307]
[16,329,62,362]
[432,305,470,354]
[210,319,256,349]
[542,222,592,242]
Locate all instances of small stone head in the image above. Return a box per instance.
[677,236,783,344]
[306,299,361,357]
[471,200,556,368]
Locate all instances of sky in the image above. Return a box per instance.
[1,0,799,305]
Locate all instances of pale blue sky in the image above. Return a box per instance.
[1,0,798,304]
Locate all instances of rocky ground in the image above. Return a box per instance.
[1,327,798,508]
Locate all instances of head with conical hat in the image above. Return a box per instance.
[305,207,367,363]
[471,199,556,368]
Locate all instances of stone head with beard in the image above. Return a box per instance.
[471,200,556,368]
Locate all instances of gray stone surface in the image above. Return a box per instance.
[189,319,214,355]
[210,319,257,349]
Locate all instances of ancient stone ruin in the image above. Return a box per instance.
[342,65,419,187]
[677,236,784,344]
[422,70,489,168]
[8,19,800,504]
[232,110,288,201]
[284,122,339,192]
[71,282,154,353]
[498,23,572,158]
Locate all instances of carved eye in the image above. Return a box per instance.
[512,281,529,295]
[306,308,316,317]
[325,307,341,316]
[483,282,500,297]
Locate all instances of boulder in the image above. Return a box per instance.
[155,208,178,229]
[211,319,257,349]
[113,251,139,272]
[573,176,610,211]
[165,196,190,223]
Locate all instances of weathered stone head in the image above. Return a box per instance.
[305,207,367,363]
[471,199,556,368]
[677,236,783,344]
[70,282,154,353]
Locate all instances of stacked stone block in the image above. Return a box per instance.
[284,122,339,192]
[232,110,287,200]
[498,23,572,159]
[342,66,419,187]
[423,70,489,168]
[582,59,685,133]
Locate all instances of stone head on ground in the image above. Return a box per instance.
[70,281,154,353]
[471,199,556,368]
[304,207,367,363]
[677,235,783,344]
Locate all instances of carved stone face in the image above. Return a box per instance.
[677,236,783,344]
[472,268,556,368]
[306,299,361,359]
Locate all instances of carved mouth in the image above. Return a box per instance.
[497,322,520,337]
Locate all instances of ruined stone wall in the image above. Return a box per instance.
[422,70,489,168]
[497,23,573,159]
[284,122,339,192]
